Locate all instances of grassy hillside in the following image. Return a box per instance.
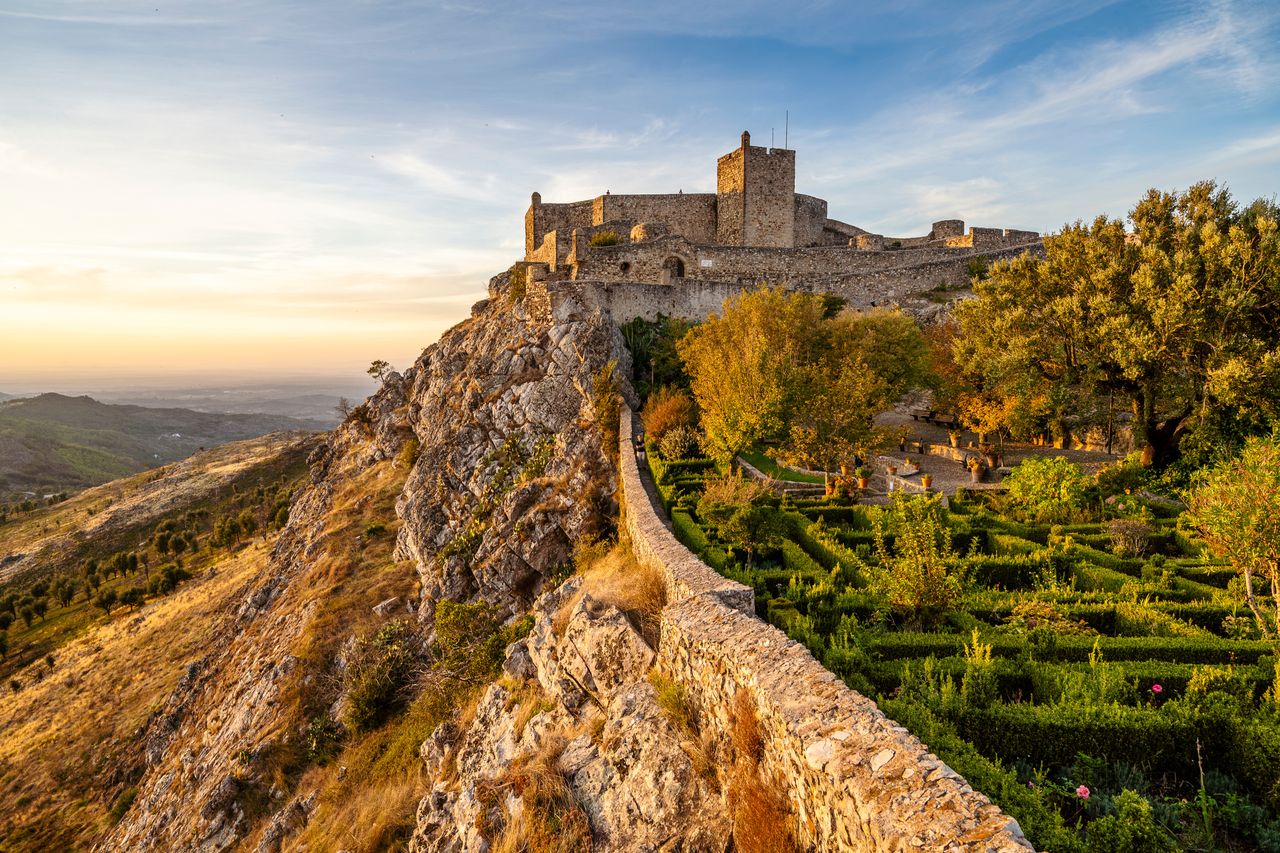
[0,433,321,848]
[0,393,324,499]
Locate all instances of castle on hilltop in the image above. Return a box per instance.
[519,132,1041,302]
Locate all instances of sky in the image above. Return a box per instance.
[2,0,1279,386]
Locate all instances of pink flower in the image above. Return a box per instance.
[1152,684,1163,694]
[1076,785,1090,799]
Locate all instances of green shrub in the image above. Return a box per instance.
[696,474,785,566]
[658,426,700,460]
[988,533,1043,556]
[1114,603,1208,638]
[672,510,711,553]
[588,229,622,247]
[1084,789,1178,852]
[954,702,1195,773]
[779,539,823,577]
[343,619,423,733]
[863,494,966,629]
[108,787,138,824]
[508,263,528,299]
[1004,456,1091,523]
[1073,561,1137,593]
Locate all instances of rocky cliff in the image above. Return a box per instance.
[102,274,712,851]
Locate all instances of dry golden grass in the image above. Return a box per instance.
[731,688,764,767]
[728,692,798,853]
[0,539,274,849]
[648,671,717,784]
[284,683,468,853]
[508,680,554,739]
[493,735,593,853]
[553,540,666,647]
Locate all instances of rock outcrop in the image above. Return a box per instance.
[394,276,629,618]
[408,576,730,852]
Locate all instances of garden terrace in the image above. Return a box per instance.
[620,408,1032,852]
[641,427,1280,852]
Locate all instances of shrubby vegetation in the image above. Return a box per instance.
[615,228,1280,848]
[0,470,301,679]
[647,435,1280,849]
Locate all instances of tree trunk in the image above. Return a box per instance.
[1242,566,1273,639]
[1134,391,1188,468]
[1271,564,1280,640]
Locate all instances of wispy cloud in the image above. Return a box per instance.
[0,0,1277,380]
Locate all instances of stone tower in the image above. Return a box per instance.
[715,130,796,248]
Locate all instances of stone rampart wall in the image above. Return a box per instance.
[617,406,1033,852]
[574,236,1041,287]
[794,193,830,246]
[563,237,1042,313]
[597,193,718,245]
[618,411,753,613]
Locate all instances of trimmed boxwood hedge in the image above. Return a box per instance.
[863,632,1275,665]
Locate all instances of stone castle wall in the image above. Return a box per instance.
[596,192,718,245]
[793,192,830,246]
[743,144,796,247]
[566,237,1043,301]
[617,409,1032,852]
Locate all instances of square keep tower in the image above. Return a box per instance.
[716,131,796,248]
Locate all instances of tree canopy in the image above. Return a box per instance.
[678,288,928,469]
[953,182,1280,467]
[1188,434,1280,638]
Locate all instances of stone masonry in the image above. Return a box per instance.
[522,132,1043,303]
[618,408,1033,852]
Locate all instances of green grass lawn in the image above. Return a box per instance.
[739,450,827,484]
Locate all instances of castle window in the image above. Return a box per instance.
[663,256,686,278]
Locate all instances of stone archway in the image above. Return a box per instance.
[661,256,686,283]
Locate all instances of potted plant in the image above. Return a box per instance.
[855,466,870,489]
[949,429,962,448]
[967,457,985,484]
[921,473,934,490]
[980,443,998,469]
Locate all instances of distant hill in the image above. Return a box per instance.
[0,393,325,498]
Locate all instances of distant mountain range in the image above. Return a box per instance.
[0,393,326,499]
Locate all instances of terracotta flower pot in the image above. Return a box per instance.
[921,474,933,489]
[857,477,869,490]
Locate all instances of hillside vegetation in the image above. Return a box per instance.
[0,393,324,499]
[0,431,321,848]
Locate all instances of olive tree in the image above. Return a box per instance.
[955,183,1280,467]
